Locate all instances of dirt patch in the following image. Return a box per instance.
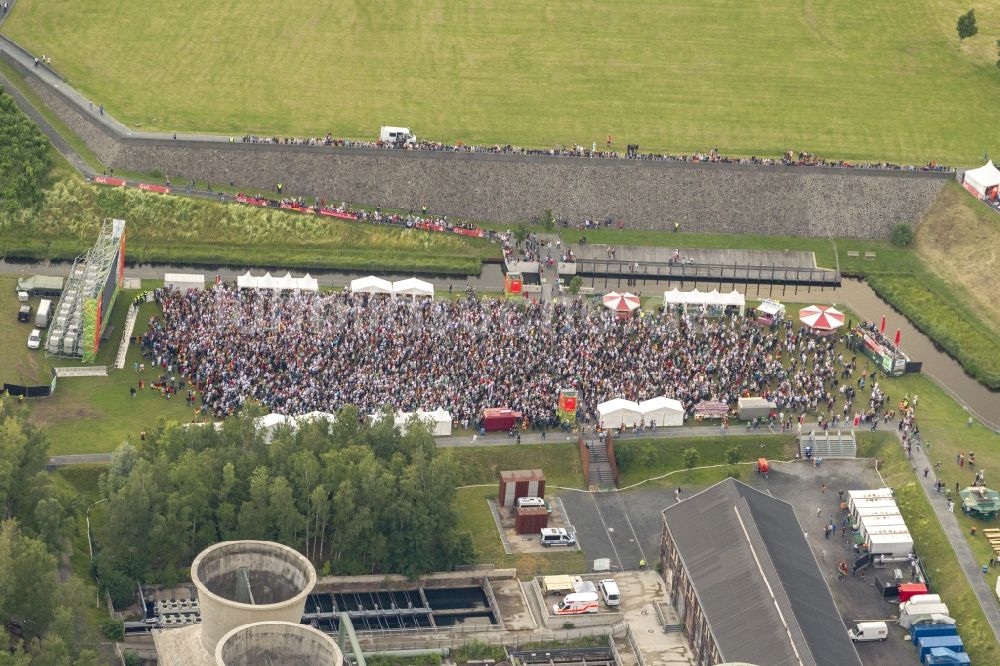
[31,403,102,428]
[916,182,1000,331]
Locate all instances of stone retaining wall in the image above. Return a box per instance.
[7,53,948,239]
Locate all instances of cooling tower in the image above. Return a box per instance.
[191,541,316,654]
[215,621,344,666]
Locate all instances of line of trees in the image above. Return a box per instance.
[0,88,51,215]
[93,406,473,607]
[0,398,101,665]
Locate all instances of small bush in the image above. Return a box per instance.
[890,224,914,247]
[100,618,125,641]
[452,640,506,664]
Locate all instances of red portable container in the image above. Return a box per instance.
[515,506,549,534]
[498,469,546,507]
[482,407,522,432]
[898,583,928,602]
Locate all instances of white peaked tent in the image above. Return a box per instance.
[963,160,1000,200]
[299,274,319,293]
[597,398,642,429]
[257,272,278,291]
[390,409,453,436]
[393,278,435,298]
[295,411,336,427]
[256,413,297,442]
[638,397,684,427]
[277,272,298,291]
[351,276,393,294]
[237,271,256,289]
[663,288,745,315]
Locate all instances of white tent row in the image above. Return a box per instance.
[597,397,684,428]
[370,409,453,436]
[237,271,319,292]
[256,411,337,441]
[663,288,745,316]
[350,276,435,298]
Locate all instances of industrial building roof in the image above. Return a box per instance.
[662,478,862,666]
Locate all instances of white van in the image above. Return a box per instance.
[598,579,620,607]
[540,528,576,547]
[847,621,888,642]
[552,592,599,615]
[901,594,941,608]
[517,496,546,509]
[35,299,52,328]
[379,126,415,145]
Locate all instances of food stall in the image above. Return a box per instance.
[755,299,785,325]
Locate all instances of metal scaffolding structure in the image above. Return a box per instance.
[46,218,125,359]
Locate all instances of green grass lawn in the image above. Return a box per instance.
[4,0,1000,164]
[614,435,796,488]
[450,442,585,489]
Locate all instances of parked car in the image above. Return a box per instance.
[17,304,32,322]
[27,328,42,349]
[540,527,576,547]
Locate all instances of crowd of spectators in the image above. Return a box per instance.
[237,133,952,173]
[140,286,879,432]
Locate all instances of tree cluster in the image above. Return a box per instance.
[0,89,51,215]
[94,406,472,606]
[0,399,98,665]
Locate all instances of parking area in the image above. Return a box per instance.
[561,460,919,666]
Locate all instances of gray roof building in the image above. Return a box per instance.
[660,478,862,666]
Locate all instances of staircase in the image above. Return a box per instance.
[588,438,616,487]
[114,305,139,369]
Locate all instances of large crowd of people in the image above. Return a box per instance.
[238,134,952,173]
[139,286,878,432]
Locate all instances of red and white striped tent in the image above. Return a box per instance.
[603,291,641,318]
[799,305,845,331]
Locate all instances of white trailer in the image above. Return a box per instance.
[868,532,914,558]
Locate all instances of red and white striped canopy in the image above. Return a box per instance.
[603,291,641,312]
[799,305,845,330]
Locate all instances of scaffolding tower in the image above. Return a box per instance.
[46,218,125,360]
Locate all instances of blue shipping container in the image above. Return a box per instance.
[918,635,964,661]
[923,646,971,665]
[911,623,957,644]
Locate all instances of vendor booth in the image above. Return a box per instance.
[799,305,845,335]
[960,486,1000,520]
[597,398,642,429]
[603,291,641,319]
[737,397,776,421]
[962,160,1000,202]
[350,276,393,294]
[638,396,684,427]
[694,400,729,420]
[847,323,910,376]
[756,299,785,325]
[481,407,522,432]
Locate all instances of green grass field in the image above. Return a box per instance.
[3,0,999,163]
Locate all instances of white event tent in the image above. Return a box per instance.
[597,398,642,429]
[663,288,745,315]
[164,273,205,291]
[638,397,684,427]
[392,278,435,299]
[350,276,393,294]
[237,271,319,292]
[377,409,453,436]
[963,160,1000,201]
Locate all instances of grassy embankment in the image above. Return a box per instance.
[5,0,1000,164]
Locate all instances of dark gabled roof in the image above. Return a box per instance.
[662,478,862,666]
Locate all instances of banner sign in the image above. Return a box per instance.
[93,176,126,186]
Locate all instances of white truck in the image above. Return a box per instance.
[847,621,888,642]
[380,126,416,146]
[35,299,52,328]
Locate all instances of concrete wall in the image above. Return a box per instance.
[6,53,948,240]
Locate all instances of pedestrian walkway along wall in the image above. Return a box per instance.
[2,50,948,239]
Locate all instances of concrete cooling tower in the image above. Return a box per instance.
[215,621,344,666]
